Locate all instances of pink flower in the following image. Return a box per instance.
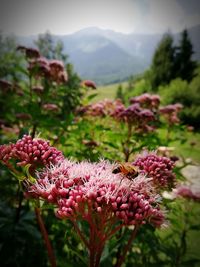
[16,113,32,120]
[49,60,68,84]
[28,57,50,78]
[32,85,44,94]
[0,135,64,170]
[130,93,160,110]
[116,103,156,133]
[17,46,40,59]
[133,152,176,190]
[42,103,59,112]
[159,103,183,125]
[174,185,200,202]
[30,159,167,227]
[79,99,125,118]
[81,80,97,89]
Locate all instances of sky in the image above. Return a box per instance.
[0,0,200,36]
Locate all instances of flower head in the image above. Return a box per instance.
[130,93,160,110]
[30,159,167,227]
[133,152,176,190]
[17,46,40,59]
[160,104,183,125]
[81,80,97,89]
[173,184,200,202]
[0,135,64,170]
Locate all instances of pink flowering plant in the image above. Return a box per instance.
[0,133,177,267]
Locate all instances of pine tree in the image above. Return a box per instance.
[174,29,197,82]
[150,33,175,89]
[115,84,124,103]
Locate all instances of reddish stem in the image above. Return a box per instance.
[115,224,139,267]
[34,207,57,267]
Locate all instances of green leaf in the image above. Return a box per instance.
[23,164,36,183]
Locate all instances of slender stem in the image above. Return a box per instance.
[72,221,89,248]
[15,185,23,223]
[94,244,105,267]
[34,207,57,267]
[31,123,37,139]
[115,224,139,267]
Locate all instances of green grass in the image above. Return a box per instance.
[87,82,127,103]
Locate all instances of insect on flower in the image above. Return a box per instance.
[112,162,139,179]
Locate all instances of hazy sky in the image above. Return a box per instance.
[0,0,200,36]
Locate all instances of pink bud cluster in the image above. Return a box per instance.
[174,185,200,202]
[159,104,183,125]
[17,46,41,59]
[32,85,44,94]
[42,103,59,112]
[17,46,68,84]
[130,93,160,110]
[133,152,176,190]
[115,103,156,133]
[28,57,68,84]
[78,99,125,117]
[81,80,97,89]
[0,135,64,169]
[30,159,166,228]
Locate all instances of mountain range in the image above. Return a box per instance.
[17,25,200,85]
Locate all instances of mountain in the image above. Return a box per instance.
[16,25,200,85]
[57,31,147,84]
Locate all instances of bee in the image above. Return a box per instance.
[112,162,139,179]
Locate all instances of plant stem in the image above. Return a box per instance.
[115,224,139,267]
[15,185,23,223]
[34,207,57,267]
[72,221,89,248]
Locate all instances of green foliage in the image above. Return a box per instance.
[0,34,23,80]
[35,31,67,62]
[174,29,197,82]
[149,29,197,90]
[159,68,200,128]
[150,33,175,89]
[115,84,125,103]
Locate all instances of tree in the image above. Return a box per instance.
[150,33,175,90]
[0,33,23,80]
[115,84,125,103]
[174,29,197,82]
[35,31,67,62]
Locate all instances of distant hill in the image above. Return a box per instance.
[16,25,200,84]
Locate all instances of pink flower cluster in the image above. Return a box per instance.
[42,103,59,112]
[17,46,41,59]
[17,46,68,84]
[28,57,68,84]
[115,103,156,133]
[78,99,125,117]
[0,135,64,169]
[159,104,183,125]
[174,185,200,202]
[30,159,166,227]
[77,96,157,133]
[130,93,160,110]
[81,80,97,89]
[133,152,176,190]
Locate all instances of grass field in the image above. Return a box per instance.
[87,82,127,102]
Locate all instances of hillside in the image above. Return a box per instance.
[17,24,200,84]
